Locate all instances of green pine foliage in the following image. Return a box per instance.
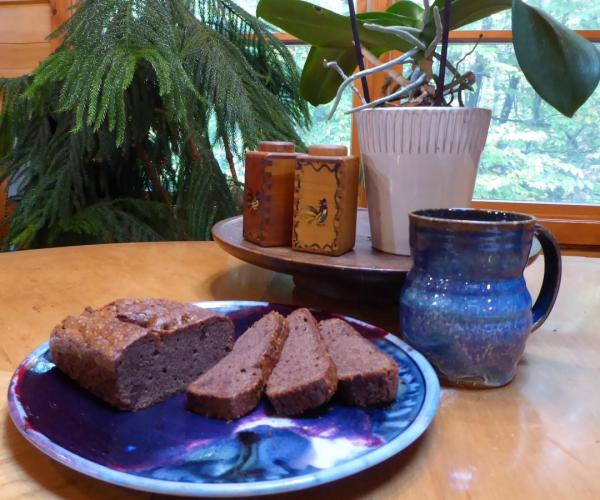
[0,0,309,249]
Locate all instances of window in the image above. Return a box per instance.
[447,43,600,205]
[445,3,600,246]
[231,1,600,246]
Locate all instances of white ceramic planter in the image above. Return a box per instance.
[355,107,492,255]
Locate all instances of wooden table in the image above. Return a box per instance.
[1,242,599,499]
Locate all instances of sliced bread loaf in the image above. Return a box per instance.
[266,308,337,416]
[319,319,399,406]
[187,311,288,419]
[50,298,235,411]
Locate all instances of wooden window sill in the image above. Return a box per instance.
[472,201,600,246]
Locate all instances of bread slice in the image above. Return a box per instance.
[186,311,288,419]
[319,318,399,406]
[50,298,235,411]
[266,308,337,416]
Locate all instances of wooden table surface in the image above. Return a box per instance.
[0,242,599,499]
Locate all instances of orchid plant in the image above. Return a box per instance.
[257,0,600,118]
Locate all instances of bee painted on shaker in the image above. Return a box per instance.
[246,190,260,212]
[303,198,328,225]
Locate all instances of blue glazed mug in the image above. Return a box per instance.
[400,208,561,387]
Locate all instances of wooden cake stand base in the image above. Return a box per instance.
[214,209,412,304]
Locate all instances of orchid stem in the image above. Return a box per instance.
[435,0,452,106]
[347,0,370,103]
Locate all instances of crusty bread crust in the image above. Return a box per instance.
[50,298,234,410]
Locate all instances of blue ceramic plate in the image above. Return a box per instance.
[8,301,440,497]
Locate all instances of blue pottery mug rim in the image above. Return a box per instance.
[409,208,536,232]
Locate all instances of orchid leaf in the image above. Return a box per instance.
[423,0,511,41]
[386,1,424,20]
[512,0,600,117]
[438,0,511,29]
[257,0,418,49]
[257,0,420,105]
[300,46,358,105]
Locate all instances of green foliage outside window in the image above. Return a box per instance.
[451,43,600,204]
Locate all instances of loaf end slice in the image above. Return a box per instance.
[266,308,337,416]
[319,318,399,406]
[50,298,235,410]
[187,311,289,420]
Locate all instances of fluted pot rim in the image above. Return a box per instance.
[355,106,491,114]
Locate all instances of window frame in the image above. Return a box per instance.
[272,1,600,248]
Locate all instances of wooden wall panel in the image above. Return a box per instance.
[0,0,53,77]
[0,42,52,76]
[49,0,75,49]
[0,3,51,43]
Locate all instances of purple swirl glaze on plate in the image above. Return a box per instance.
[8,301,440,497]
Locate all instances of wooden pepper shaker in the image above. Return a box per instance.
[243,141,297,246]
[292,145,359,256]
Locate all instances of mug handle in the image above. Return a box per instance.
[531,224,562,332]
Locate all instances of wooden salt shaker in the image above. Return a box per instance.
[292,145,359,256]
[243,141,297,246]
